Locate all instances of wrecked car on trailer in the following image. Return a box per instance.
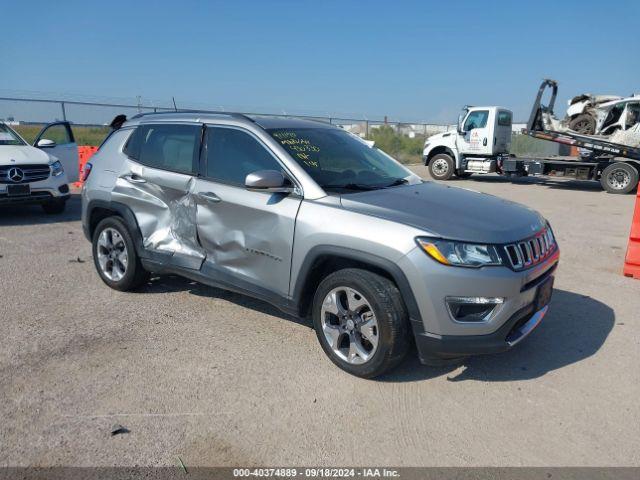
[558,93,640,143]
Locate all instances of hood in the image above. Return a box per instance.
[0,145,52,166]
[339,182,546,244]
[426,132,452,144]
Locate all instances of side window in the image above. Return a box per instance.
[464,110,489,131]
[122,128,141,157]
[498,111,512,127]
[206,127,283,185]
[135,124,200,174]
[626,103,640,128]
[39,123,74,145]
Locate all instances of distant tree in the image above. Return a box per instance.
[367,125,427,164]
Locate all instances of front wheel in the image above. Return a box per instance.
[600,162,639,194]
[312,268,411,378]
[569,114,596,135]
[428,153,455,180]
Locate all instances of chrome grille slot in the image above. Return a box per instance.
[0,164,51,184]
[504,228,556,271]
[530,239,540,261]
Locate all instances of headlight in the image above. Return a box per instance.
[51,161,64,177]
[416,238,503,267]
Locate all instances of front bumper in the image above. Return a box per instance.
[0,187,70,205]
[397,244,559,363]
[0,175,70,205]
[414,303,549,363]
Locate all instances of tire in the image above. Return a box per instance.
[41,199,66,214]
[428,153,455,180]
[600,162,639,194]
[92,216,149,291]
[569,114,596,135]
[312,268,411,378]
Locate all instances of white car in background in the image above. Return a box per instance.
[566,93,640,136]
[0,121,78,214]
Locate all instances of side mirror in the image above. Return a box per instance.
[36,138,56,148]
[457,110,468,136]
[245,170,294,193]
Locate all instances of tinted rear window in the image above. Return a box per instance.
[498,111,512,126]
[126,124,200,174]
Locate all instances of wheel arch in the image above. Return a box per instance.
[292,245,422,327]
[86,200,145,255]
[426,146,456,164]
[622,159,640,172]
[599,159,640,176]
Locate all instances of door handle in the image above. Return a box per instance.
[198,191,221,203]
[483,138,488,146]
[123,174,147,184]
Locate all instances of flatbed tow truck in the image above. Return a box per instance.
[423,79,640,194]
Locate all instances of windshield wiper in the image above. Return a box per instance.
[383,178,409,188]
[321,183,380,191]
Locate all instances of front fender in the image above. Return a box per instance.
[566,100,589,117]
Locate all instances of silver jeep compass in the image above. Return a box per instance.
[81,112,559,378]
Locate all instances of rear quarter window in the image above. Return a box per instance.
[498,111,512,126]
[134,124,200,174]
[122,127,142,159]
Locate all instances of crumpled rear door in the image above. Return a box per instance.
[111,123,205,270]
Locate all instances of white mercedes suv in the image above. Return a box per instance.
[0,121,79,214]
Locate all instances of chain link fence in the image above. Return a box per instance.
[0,95,452,136]
[1,95,558,160]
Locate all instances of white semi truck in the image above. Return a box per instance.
[423,80,640,194]
[423,105,513,180]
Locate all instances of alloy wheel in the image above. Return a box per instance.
[96,227,129,281]
[320,287,379,365]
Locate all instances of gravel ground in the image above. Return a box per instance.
[0,169,638,467]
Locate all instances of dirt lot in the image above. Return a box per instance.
[0,169,638,467]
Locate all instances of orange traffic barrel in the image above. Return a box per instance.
[75,146,99,187]
[623,189,640,279]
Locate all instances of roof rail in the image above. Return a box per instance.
[129,109,255,123]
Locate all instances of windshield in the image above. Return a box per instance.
[0,124,26,146]
[267,127,411,191]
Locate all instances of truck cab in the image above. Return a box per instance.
[423,106,512,180]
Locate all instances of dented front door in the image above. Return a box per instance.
[194,125,302,297]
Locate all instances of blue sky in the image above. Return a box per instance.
[1,0,639,123]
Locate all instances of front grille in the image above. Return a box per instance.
[504,228,556,270]
[0,164,51,184]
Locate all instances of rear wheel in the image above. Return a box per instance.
[569,114,596,135]
[312,268,410,378]
[600,163,639,194]
[41,199,66,214]
[428,153,455,180]
[92,216,149,291]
